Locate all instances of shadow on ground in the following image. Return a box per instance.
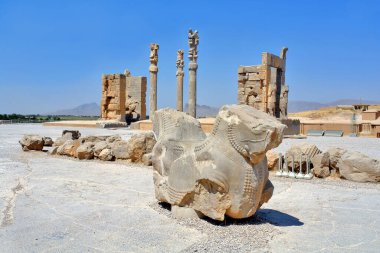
[257,209,304,227]
[157,203,303,227]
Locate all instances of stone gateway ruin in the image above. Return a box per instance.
[101,70,146,124]
[101,74,126,121]
[152,105,285,220]
[238,48,289,119]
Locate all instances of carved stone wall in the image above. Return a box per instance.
[101,72,146,122]
[126,76,147,121]
[101,74,126,121]
[238,48,289,119]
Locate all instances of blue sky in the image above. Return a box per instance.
[0,0,379,114]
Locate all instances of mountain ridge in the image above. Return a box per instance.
[46,99,380,116]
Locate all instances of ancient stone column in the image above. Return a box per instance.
[187,29,199,118]
[149,43,159,119]
[176,50,185,111]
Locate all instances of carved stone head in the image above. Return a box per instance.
[149,43,159,65]
[219,105,285,164]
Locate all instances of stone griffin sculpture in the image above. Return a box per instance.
[149,43,159,70]
[188,29,199,62]
[176,49,184,76]
[152,105,285,221]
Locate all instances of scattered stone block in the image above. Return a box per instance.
[19,135,44,151]
[43,137,54,147]
[57,140,81,157]
[94,141,108,157]
[54,130,81,146]
[98,148,114,161]
[313,166,330,178]
[338,150,380,183]
[126,132,156,163]
[112,140,130,160]
[76,142,95,160]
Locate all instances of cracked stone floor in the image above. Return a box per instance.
[1,124,380,252]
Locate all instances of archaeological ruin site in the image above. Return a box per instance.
[1,2,380,252]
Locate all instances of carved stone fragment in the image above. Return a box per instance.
[152,104,285,220]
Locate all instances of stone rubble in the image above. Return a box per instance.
[278,144,380,183]
[19,130,155,165]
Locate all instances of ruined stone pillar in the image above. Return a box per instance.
[187,29,199,118]
[176,50,184,111]
[149,43,159,119]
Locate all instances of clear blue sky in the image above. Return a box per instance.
[0,0,379,114]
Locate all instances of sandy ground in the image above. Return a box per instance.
[1,124,380,252]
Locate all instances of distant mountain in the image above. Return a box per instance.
[289,99,380,113]
[325,99,380,106]
[288,101,326,113]
[48,103,100,116]
[47,99,380,117]
[184,104,220,117]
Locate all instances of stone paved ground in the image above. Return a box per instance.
[1,124,380,252]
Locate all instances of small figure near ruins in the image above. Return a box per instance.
[279,85,289,119]
[152,104,285,221]
[149,43,159,119]
[176,49,185,112]
[188,29,199,118]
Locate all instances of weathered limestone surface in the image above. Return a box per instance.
[112,140,130,160]
[42,137,53,147]
[94,141,108,157]
[125,73,147,124]
[311,152,330,178]
[152,105,285,220]
[238,47,289,119]
[126,132,156,163]
[98,148,114,161]
[19,135,44,151]
[57,139,81,157]
[76,142,95,160]
[101,74,126,121]
[266,150,280,170]
[54,130,81,147]
[327,148,380,182]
